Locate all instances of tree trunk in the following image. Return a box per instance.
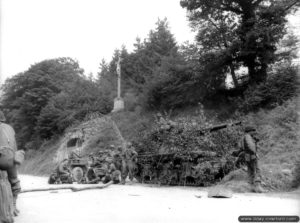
[229,64,239,88]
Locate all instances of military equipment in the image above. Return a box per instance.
[48,171,73,184]
[68,157,89,183]
[134,121,242,186]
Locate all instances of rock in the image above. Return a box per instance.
[208,186,233,198]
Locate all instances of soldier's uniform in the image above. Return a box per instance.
[103,163,121,184]
[0,111,24,220]
[0,111,25,223]
[235,126,264,193]
[113,147,123,171]
[56,160,71,183]
[0,171,14,223]
[121,143,138,184]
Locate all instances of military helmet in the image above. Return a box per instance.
[244,125,256,133]
[0,111,6,122]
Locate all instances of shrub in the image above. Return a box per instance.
[292,160,300,188]
[239,63,298,112]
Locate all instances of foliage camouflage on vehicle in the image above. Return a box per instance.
[133,115,243,186]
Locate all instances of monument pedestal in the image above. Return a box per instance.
[112,97,124,112]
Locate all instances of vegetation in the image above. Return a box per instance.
[1,58,112,150]
[1,1,299,191]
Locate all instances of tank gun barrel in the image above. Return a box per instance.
[198,121,242,135]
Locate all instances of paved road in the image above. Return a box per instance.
[15,175,300,223]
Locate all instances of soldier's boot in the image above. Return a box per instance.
[9,178,21,217]
[13,196,19,216]
[121,177,126,185]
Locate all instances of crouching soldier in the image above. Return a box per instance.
[56,159,72,184]
[0,111,25,222]
[234,125,265,193]
[121,142,138,184]
[102,163,121,184]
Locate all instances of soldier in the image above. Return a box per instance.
[102,162,121,184]
[121,142,138,184]
[234,125,264,193]
[0,110,25,221]
[56,159,72,183]
[113,146,123,171]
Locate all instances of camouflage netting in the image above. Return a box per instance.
[133,114,244,186]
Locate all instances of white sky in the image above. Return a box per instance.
[0,1,299,85]
[0,0,195,84]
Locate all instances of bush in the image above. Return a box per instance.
[292,160,300,188]
[239,63,298,112]
[242,98,299,191]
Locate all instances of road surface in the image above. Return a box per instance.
[15,175,299,223]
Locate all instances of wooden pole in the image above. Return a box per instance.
[20,181,113,194]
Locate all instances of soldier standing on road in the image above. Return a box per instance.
[234,125,265,193]
[113,146,123,171]
[121,142,138,184]
[0,111,25,222]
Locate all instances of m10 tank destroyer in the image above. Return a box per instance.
[134,122,242,186]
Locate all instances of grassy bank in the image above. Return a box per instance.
[19,98,299,191]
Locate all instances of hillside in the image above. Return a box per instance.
[19,97,299,192]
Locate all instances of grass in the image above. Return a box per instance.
[220,98,299,192]
[19,98,299,192]
[19,138,61,176]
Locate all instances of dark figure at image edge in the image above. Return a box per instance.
[233,125,265,193]
[0,111,25,223]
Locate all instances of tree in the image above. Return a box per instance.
[36,78,112,139]
[1,58,84,149]
[96,18,182,108]
[180,0,300,84]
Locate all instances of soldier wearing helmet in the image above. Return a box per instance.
[120,142,138,184]
[0,110,25,220]
[234,125,264,193]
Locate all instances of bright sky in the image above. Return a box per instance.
[0,1,299,85]
[0,0,195,84]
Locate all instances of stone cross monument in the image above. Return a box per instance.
[112,56,125,112]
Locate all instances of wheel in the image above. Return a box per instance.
[72,167,84,183]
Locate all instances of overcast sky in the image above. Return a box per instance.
[0,1,299,85]
[0,0,196,84]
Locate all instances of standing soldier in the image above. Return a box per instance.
[0,111,25,222]
[113,146,123,171]
[235,125,264,193]
[121,142,138,184]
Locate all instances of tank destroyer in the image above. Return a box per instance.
[134,122,242,186]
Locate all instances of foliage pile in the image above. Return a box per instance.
[133,110,243,160]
